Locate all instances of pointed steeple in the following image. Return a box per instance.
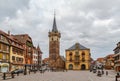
[52,12,58,32]
[37,44,40,50]
[37,44,42,53]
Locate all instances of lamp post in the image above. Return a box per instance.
[24,65,27,75]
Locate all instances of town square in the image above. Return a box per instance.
[0,70,117,81]
[0,0,120,81]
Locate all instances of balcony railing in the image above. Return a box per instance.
[12,60,23,64]
[114,59,120,63]
[74,55,80,57]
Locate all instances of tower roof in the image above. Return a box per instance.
[52,13,58,32]
[37,44,43,53]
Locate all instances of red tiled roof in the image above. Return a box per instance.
[0,29,24,49]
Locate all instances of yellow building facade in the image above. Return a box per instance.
[66,43,91,70]
[9,40,25,71]
[0,32,10,72]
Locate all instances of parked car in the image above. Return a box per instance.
[11,69,24,74]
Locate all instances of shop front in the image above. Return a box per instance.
[11,64,24,71]
[0,63,9,72]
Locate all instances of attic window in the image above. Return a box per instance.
[75,43,79,49]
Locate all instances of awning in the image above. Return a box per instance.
[24,64,31,66]
[0,63,9,67]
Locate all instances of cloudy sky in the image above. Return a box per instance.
[0,0,120,60]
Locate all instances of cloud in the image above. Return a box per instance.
[0,0,30,21]
[0,0,120,59]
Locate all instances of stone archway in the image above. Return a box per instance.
[81,64,86,70]
[69,64,73,70]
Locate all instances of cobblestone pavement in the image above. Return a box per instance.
[88,70,116,81]
[0,70,117,81]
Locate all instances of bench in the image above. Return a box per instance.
[3,72,14,80]
[115,75,120,81]
[115,72,120,81]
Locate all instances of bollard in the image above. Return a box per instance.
[102,70,104,75]
[40,70,42,74]
[3,73,6,80]
[29,71,30,74]
[106,71,108,76]
[11,73,14,78]
[116,76,118,81]
[17,72,19,76]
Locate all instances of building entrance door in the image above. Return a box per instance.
[81,64,86,70]
[69,64,73,70]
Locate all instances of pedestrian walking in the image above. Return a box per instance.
[106,71,108,76]
[29,70,30,74]
[102,70,104,75]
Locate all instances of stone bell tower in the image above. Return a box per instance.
[48,13,61,61]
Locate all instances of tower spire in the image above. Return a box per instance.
[52,11,58,32]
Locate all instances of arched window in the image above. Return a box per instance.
[82,51,85,59]
[69,52,72,56]
[69,52,73,62]
[82,52,85,57]
[52,38,53,41]
[81,64,86,70]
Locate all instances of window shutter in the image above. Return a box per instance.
[0,53,3,59]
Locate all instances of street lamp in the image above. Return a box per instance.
[24,65,27,75]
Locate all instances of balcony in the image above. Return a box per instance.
[12,60,23,64]
[74,54,80,57]
[115,59,120,63]
[81,58,85,62]
[0,50,9,53]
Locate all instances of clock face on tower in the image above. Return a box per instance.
[50,36,59,41]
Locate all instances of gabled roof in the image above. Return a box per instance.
[105,54,115,58]
[0,30,24,49]
[0,30,9,37]
[12,34,32,44]
[66,42,89,50]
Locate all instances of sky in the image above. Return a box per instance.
[0,0,120,60]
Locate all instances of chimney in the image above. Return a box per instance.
[8,30,10,35]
